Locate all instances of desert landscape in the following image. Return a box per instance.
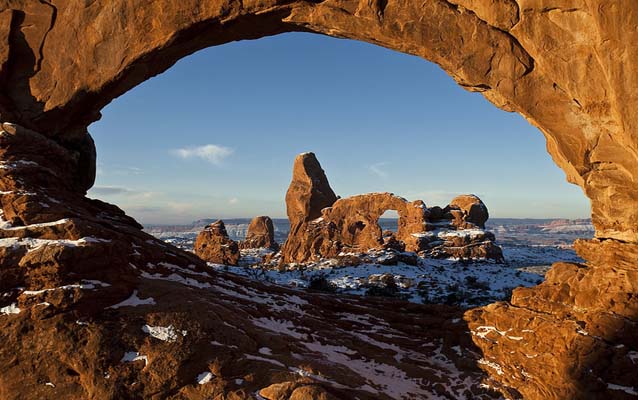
[1,1,638,399]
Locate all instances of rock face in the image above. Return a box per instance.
[1,1,638,398]
[285,152,338,226]
[194,220,240,265]
[282,153,339,263]
[281,154,502,263]
[240,216,279,250]
[448,194,489,229]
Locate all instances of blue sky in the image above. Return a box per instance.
[88,32,590,225]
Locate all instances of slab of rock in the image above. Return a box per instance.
[240,216,279,250]
[194,220,240,265]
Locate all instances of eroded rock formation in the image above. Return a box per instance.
[240,216,279,250]
[194,220,240,265]
[281,154,502,263]
[1,121,501,399]
[0,1,637,398]
[448,194,489,229]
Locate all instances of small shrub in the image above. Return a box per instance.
[308,276,336,293]
[500,286,515,301]
[465,276,491,291]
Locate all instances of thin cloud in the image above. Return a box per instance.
[171,144,233,165]
[367,162,389,179]
[96,164,143,176]
[89,186,155,199]
[228,197,239,205]
[90,186,132,196]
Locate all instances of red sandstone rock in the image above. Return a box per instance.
[285,153,337,227]
[281,154,501,263]
[240,216,279,250]
[194,220,240,265]
[448,194,489,229]
[0,2,637,398]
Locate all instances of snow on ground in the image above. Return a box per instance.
[196,371,215,385]
[0,303,20,315]
[0,236,112,252]
[107,290,156,309]
[206,244,582,308]
[152,224,584,308]
[121,351,148,366]
[141,324,187,342]
[22,280,111,296]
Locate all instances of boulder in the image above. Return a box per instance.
[448,194,489,229]
[240,216,279,250]
[194,220,240,265]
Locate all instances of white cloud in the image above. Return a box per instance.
[367,162,389,179]
[228,197,239,205]
[171,144,233,165]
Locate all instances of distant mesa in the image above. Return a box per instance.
[194,220,240,265]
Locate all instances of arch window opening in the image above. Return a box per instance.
[88,32,592,309]
[379,209,399,236]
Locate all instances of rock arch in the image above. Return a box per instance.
[323,193,427,251]
[1,1,637,398]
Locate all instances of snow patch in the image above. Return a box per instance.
[244,354,286,368]
[142,324,186,342]
[196,371,214,385]
[22,280,110,296]
[251,318,307,340]
[477,358,504,375]
[607,383,638,396]
[121,351,148,366]
[108,290,156,309]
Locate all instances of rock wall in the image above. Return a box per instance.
[0,1,637,398]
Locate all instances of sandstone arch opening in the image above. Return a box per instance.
[78,31,595,330]
[1,3,636,399]
[379,209,399,235]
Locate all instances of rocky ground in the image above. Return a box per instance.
[152,220,586,309]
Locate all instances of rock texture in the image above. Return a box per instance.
[1,1,638,398]
[194,220,241,265]
[240,216,279,250]
[0,122,501,399]
[281,154,502,263]
[448,194,489,229]
[0,1,636,244]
